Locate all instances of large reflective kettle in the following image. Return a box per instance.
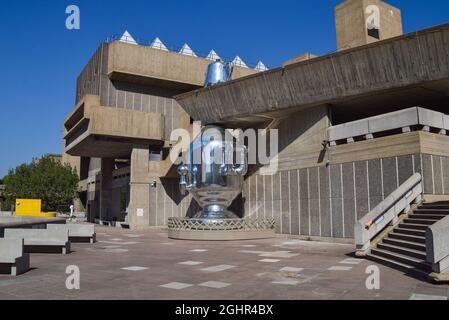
[204,60,234,87]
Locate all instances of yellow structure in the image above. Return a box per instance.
[15,199,57,218]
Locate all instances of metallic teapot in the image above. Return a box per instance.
[177,126,247,221]
[204,60,234,87]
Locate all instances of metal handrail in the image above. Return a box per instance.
[355,173,423,255]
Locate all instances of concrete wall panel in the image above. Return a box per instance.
[319,166,332,237]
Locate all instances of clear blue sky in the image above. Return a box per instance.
[0,0,448,177]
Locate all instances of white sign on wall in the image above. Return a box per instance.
[137,208,144,217]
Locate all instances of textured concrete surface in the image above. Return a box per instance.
[0,226,447,300]
[64,95,165,158]
[335,0,403,51]
[426,215,449,271]
[176,23,449,126]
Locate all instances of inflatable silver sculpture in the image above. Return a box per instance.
[177,126,247,222]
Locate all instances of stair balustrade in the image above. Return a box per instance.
[355,173,423,255]
[426,215,449,274]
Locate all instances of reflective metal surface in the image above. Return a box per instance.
[178,126,247,223]
[204,60,234,87]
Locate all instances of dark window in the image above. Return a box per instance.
[368,27,380,39]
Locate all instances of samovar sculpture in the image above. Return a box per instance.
[177,126,248,222]
[204,59,234,87]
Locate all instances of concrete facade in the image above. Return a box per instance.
[63,39,259,228]
[175,22,449,126]
[62,0,449,243]
[241,152,449,240]
[335,0,403,50]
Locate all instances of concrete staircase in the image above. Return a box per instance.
[366,201,449,277]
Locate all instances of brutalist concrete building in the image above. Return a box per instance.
[63,0,449,257]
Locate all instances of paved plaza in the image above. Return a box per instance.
[0,226,448,300]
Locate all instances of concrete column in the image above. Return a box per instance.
[129,145,151,230]
[100,158,114,222]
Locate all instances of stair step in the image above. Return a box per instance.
[366,253,431,278]
[409,213,447,220]
[399,223,429,231]
[404,218,438,226]
[370,248,431,271]
[413,207,449,215]
[393,227,426,237]
[377,243,426,260]
[422,201,449,206]
[383,238,426,251]
[389,232,426,244]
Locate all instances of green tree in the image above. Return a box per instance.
[1,156,79,212]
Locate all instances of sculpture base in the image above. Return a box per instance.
[167,217,276,241]
[192,205,239,225]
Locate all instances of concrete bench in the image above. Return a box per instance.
[4,228,71,255]
[0,239,30,276]
[47,224,96,243]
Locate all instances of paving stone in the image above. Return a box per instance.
[160,282,193,290]
[121,266,149,272]
[198,281,231,289]
[328,266,353,271]
[178,261,204,266]
[340,258,364,265]
[239,250,265,254]
[272,279,300,286]
[280,267,304,273]
[259,259,281,263]
[259,251,300,258]
[200,265,236,272]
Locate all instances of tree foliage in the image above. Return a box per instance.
[1,156,79,212]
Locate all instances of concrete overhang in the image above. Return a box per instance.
[107,41,257,91]
[64,95,165,158]
[175,23,449,127]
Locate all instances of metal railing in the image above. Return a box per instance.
[355,173,423,255]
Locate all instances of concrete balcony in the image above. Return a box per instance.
[107,41,257,91]
[327,107,449,163]
[64,95,165,158]
[328,107,449,145]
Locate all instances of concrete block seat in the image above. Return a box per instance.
[0,239,30,276]
[4,229,71,255]
[47,223,96,243]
